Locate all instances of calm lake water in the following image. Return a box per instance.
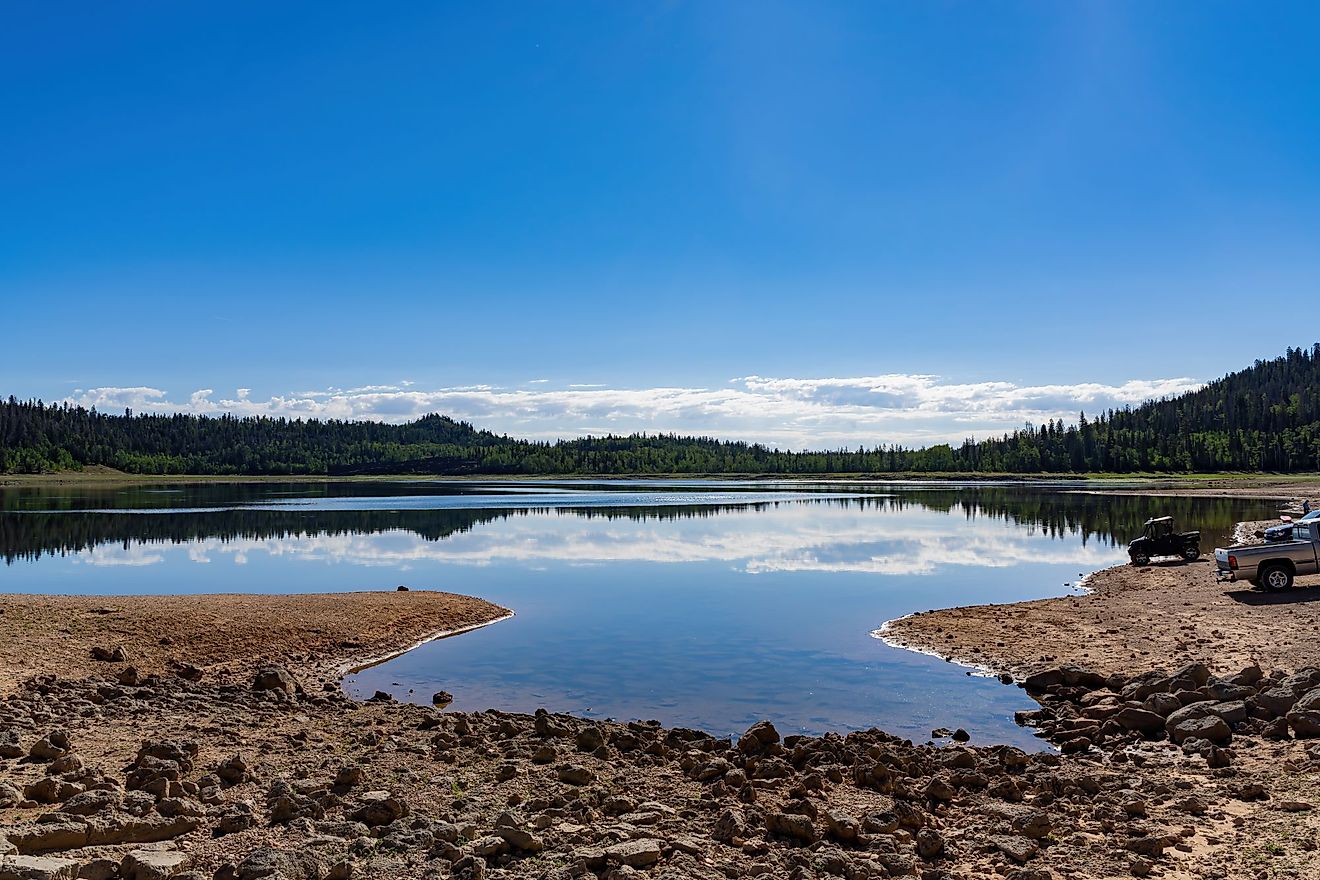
[0,479,1277,749]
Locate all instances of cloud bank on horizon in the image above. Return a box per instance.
[63,373,1203,450]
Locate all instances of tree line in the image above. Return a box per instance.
[3,344,1318,475]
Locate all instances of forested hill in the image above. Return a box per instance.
[3,344,1318,475]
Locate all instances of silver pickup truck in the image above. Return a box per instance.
[1215,520,1320,590]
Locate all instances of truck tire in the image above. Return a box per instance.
[1181,544,1200,562]
[1259,564,1294,592]
[1130,552,1150,566]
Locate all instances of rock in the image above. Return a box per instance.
[348,793,408,827]
[1060,736,1092,754]
[992,835,1039,863]
[90,646,128,662]
[431,691,453,705]
[0,731,23,759]
[915,829,945,860]
[575,726,606,752]
[2,823,88,854]
[58,789,119,816]
[1114,707,1166,734]
[1170,715,1231,745]
[253,666,295,694]
[77,859,117,880]
[0,783,22,808]
[987,804,1051,839]
[28,731,71,761]
[215,803,257,836]
[216,755,247,786]
[737,720,780,755]
[712,808,745,843]
[1294,688,1320,712]
[471,836,508,857]
[0,856,79,880]
[120,851,189,880]
[824,810,861,844]
[765,812,816,843]
[1227,664,1264,687]
[232,848,321,880]
[47,754,82,774]
[1143,692,1182,717]
[556,764,594,786]
[332,765,363,789]
[494,827,543,854]
[117,666,143,686]
[1208,700,1248,725]
[1288,709,1320,738]
[174,663,204,682]
[605,839,662,868]
[1257,687,1298,716]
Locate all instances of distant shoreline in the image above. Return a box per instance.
[4,467,1317,498]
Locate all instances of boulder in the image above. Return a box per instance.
[1208,700,1249,725]
[348,793,407,827]
[737,720,780,755]
[233,848,321,880]
[992,835,1039,863]
[252,666,295,694]
[120,851,188,880]
[605,839,662,867]
[1171,715,1231,745]
[1257,687,1299,717]
[0,731,23,759]
[1287,709,1320,738]
[1142,693,1182,717]
[58,789,120,816]
[712,808,745,843]
[0,856,79,880]
[766,812,816,843]
[27,732,71,762]
[556,764,594,786]
[1295,688,1320,712]
[1114,707,1165,734]
[915,829,945,860]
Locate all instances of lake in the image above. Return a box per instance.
[0,479,1277,749]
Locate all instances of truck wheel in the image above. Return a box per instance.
[1259,564,1294,592]
[1130,553,1150,566]
[1181,545,1200,562]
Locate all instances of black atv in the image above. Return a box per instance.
[1128,517,1201,566]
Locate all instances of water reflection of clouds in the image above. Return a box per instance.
[71,505,1122,575]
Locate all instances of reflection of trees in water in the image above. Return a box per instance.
[0,489,1273,565]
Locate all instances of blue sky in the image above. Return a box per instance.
[3,3,1317,447]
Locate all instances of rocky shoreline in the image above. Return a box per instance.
[5,558,1320,879]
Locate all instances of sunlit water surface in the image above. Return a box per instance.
[0,480,1275,749]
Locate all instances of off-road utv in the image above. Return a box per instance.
[1128,517,1201,566]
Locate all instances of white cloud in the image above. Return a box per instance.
[62,372,1203,449]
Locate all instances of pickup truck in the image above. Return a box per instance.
[1215,520,1320,590]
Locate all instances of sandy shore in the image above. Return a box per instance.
[0,591,510,695]
[883,523,1320,679]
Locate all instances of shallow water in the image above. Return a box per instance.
[0,479,1276,749]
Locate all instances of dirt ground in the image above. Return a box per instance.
[882,523,1320,679]
[0,591,510,694]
